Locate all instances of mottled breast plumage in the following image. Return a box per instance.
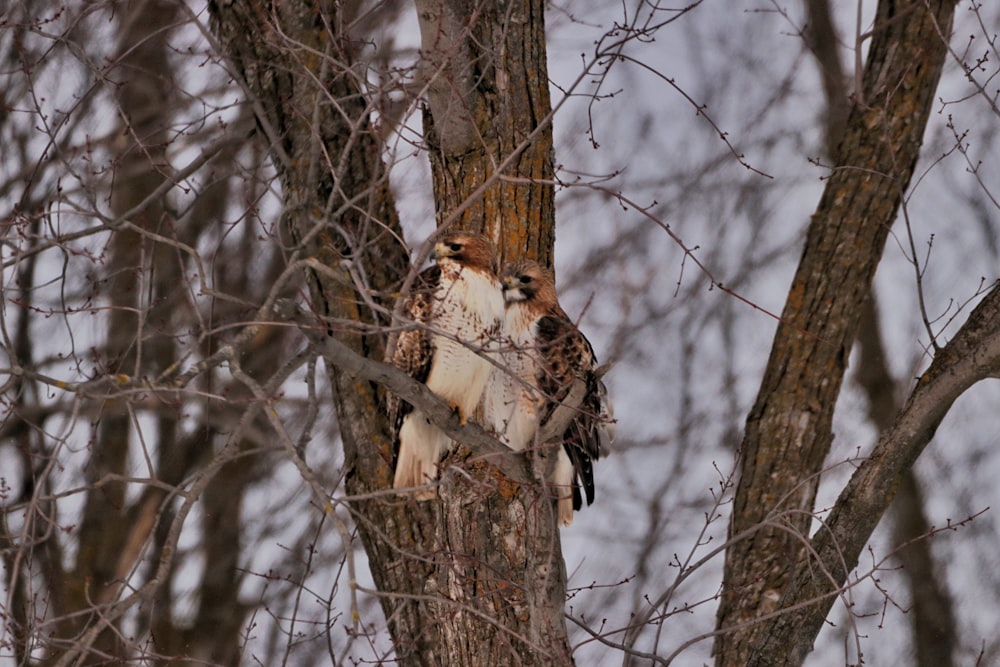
[486,259,614,525]
[386,232,504,495]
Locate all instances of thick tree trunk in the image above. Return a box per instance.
[715,0,958,664]
[416,1,570,661]
[207,0,419,655]
[416,0,556,266]
[209,1,569,664]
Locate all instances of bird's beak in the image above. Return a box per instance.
[501,276,517,292]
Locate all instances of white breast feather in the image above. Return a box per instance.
[394,266,503,497]
[425,267,504,416]
[485,302,543,452]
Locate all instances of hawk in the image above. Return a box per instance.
[484,260,613,525]
[387,232,504,496]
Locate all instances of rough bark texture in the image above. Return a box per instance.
[715,0,958,664]
[751,283,1000,666]
[414,2,570,659]
[416,0,556,267]
[209,1,569,664]
[207,0,419,657]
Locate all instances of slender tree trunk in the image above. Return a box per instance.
[855,299,958,667]
[715,0,958,664]
[803,2,958,662]
[209,1,569,663]
[803,0,850,162]
[47,2,179,662]
[746,278,1000,665]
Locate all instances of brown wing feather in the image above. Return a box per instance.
[386,265,441,448]
[536,311,606,510]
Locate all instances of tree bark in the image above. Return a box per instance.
[416,0,556,266]
[207,0,418,656]
[209,1,569,664]
[804,1,959,662]
[414,1,570,662]
[715,0,958,664]
[856,298,958,667]
[750,282,1000,665]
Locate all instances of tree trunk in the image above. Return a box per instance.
[208,1,570,663]
[804,1,959,662]
[856,298,958,667]
[416,0,556,266]
[748,282,1000,666]
[416,1,570,660]
[715,0,958,664]
[46,2,180,662]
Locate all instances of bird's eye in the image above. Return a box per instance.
[449,242,462,252]
[520,275,533,284]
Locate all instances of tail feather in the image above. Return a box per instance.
[394,412,450,500]
[553,447,576,526]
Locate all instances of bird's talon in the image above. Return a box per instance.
[448,402,467,425]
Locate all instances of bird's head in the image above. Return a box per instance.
[501,260,557,307]
[432,232,498,273]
